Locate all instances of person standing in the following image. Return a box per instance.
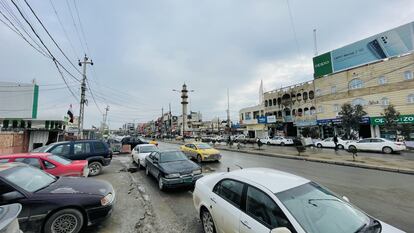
[333,134,339,151]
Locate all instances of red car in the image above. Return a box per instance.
[0,153,89,177]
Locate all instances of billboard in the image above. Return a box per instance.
[0,82,39,119]
[313,21,414,77]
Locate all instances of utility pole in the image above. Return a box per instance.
[168,103,172,136]
[313,29,318,56]
[101,105,109,133]
[161,107,164,136]
[227,88,230,133]
[78,55,93,139]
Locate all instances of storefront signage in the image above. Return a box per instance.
[266,115,276,123]
[295,120,318,127]
[317,117,370,125]
[258,116,267,124]
[371,114,414,126]
[313,21,414,78]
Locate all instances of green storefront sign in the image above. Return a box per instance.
[371,114,414,126]
[313,52,333,78]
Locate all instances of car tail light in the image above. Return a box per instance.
[395,142,404,146]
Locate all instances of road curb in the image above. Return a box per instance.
[160,140,414,175]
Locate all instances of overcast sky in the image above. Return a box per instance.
[0,0,413,128]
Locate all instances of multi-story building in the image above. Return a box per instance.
[239,104,266,138]
[263,81,317,137]
[315,53,414,139]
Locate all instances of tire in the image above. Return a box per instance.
[280,142,285,146]
[382,146,393,154]
[197,154,203,163]
[348,145,357,151]
[145,166,150,176]
[338,144,344,149]
[201,208,216,233]
[158,176,165,191]
[44,208,84,233]
[266,142,270,145]
[317,143,322,148]
[88,161,102,176]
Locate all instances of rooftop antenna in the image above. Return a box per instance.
[313,28,318,56]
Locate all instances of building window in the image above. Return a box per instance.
[333,104,339,112]
[380,97,389,106]
[297,108,303,116]
[272,98,276,106]
[264,100,268,107]
[407,94,414,104]
[292,109,296,116]
[268,99,272,107]
[310,106,316,115]
[303,92,308,101]
[304,107,309,116]
[315,89,321,96]
[378,76,387,85]
[317,106,323,113]
[309,90,314,99]
[404,71,413,80]
[331,86,336,94]
[349,79,364,90]
[351,98,367,106]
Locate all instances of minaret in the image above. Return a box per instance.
[259,79,264,105]
[181,83,188,136]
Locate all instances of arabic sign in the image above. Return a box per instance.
[258,116,267,124]
[317,117,370,125]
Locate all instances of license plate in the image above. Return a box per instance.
[183,177,192,183]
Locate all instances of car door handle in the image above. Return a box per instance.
[240,220,251,229]
[210,197,216,203]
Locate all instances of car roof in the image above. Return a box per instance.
[0,153,51,158]
[137,144,156,147]
[229,168,309,193]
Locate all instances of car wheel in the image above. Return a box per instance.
[201,208,216,233]
[88,162,102,176]
[348,145,357,151]
[158,176,165,191]
[44,208,83,233]
[197,154,202,163]
[317,143,322,148]
[280,142,285,146]
[266,142,270,145]
[145,166,150,176]
[338,144,344,149]
[382,146,393,154]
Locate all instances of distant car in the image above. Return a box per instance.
[32,140,112,176]
[314,137,350,149]
[107,138,122,153]
[0,203,22,233]
[193,168,404,233]
[347,138,406,154]
[0,163,115,233]
[145,151,202,191]
[148,139,159,146]
[261,136,294,146]
[0,153,89,177]
[131,144,160,169]
[121,136,149,148]
[180,142,222,163]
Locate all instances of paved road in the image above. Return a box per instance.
[131,141,414,232]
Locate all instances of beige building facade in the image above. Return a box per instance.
[314,53,414,139]
[239,105,267,138]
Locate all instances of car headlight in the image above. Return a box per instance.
[192,169,202,175]
[101,193,114,206]
[165,173,180,179]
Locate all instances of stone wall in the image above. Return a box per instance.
[0,132,28,155]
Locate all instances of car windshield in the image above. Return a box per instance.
[160,151,188,163]
[140,145,159,153]
[3,166,57,192]
[31,145,50,152]
[196,143,212,149]
[276,182,370,233]
[48,155,72,165]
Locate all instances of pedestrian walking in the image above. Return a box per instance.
[333,134,339,151]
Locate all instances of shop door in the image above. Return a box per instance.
[359,124,371,138]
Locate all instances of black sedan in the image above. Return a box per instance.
[0,163,115,233]
[145,150,203,191]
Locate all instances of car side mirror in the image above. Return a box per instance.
[271,227,291,233]
[2,191,24,202]
[343,196,350,202]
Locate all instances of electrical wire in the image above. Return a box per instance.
[65,0,86,53]
[72,0,89,54]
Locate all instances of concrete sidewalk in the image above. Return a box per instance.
[162,139,414,175]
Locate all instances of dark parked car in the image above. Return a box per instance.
[145,151,203,191]
[32,140,112,176]
[0,203,22,233]
[0,163,115,233]
[121,136,148,149]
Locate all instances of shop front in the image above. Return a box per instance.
[370,114,414,141]
[294,118,318,138]
[317,117,371,139]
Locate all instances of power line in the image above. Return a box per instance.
[48,0,79,59]
[72,0,89,54]
[86,78,103,114]
[23,0,83,76]
[286,0,301,55]
[65,0,86,53]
